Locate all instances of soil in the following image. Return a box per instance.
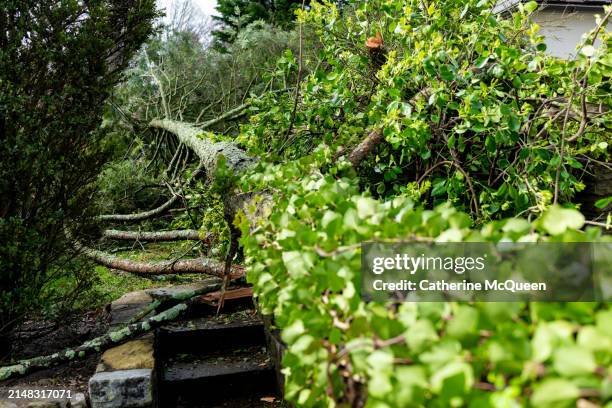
[0,307,110,395]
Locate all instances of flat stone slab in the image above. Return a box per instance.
[109,291,153,328]
[98,339,154,372]
[89,369,153,408]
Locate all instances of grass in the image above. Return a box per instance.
[87,266,158,306]
[40,242,219,318]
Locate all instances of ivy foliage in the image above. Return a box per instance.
[239,147,611,407]
[240,0,611,220]
[233,0,612,406]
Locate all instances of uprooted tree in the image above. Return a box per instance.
[2,0,611,406]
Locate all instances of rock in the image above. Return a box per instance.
[0,402,19,408]
[98,339,154,371]
[109,291,153,328]
[69,393,87,408]
[89,369,153,408]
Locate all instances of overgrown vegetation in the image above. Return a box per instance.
[0,0,159,342]
[1,0,611,405]
[240,0,612,219]
[213,0,309,49]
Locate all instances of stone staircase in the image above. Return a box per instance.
[158,305,278,407]
[88,283,282,408]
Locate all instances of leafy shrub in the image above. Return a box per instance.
[0,0,158,338]
[95,159,164,216]
[239,146,611,407]
[240,0,611,220]
[233,0,612,405]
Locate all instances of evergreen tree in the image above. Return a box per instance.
[0,0,159,346]
[212,0,307,49]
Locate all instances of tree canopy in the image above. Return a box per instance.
[213,0,310,48]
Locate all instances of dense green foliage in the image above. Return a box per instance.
[240,148,611,407]
[231,0,612,406]
[0,0,158,338]
[213,0,309,48]
[241,0,611,220]
[4,0,609,403]
[103,16,318,241]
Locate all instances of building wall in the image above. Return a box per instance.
[533,8,609,58]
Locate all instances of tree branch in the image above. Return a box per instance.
[97,194,179,222]
[74,239,242,277]
[347,129,384,168]
[102,229,213,243]
[0,282,223,381]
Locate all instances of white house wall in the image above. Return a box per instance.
[533,8,610,58]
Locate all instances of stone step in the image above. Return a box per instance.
[157,309,266,355]
[160,346,277,406]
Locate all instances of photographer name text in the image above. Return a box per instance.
[372,279,546,293]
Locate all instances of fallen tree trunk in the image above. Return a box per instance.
[145,119,385,306]
[102,229,213,243]
[149,119,257,178]
[0,282,223,381]
[73,238,242,277]
[97,194,179,222]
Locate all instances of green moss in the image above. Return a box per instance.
[109,327,131,342]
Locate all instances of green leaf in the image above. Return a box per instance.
[523,1,538,14]
[553,346,596,376]
[540,206,585,235]
[406,319,439,352]
[485,135,496,153]
[502,218,530,233]
[475,56,489,69]
[282,251,313,277]
[577,326,612,351]
[440,64,455,81]
[595,196,612,209]
[446,306,479,341]
[507,114,521,132]
[355,196,378,218]
[430,362,474,396]
[531,379,579,408]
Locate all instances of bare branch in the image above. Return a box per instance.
[102,229,214,243]
[97,194,179,222]
[0,282,222,381]
[72,237,242,277]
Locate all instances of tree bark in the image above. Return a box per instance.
[102,229,213,243]
[74,239,242,277]
[347,129,384,168]
[149,119,257,178]
[97,194,179,222]
[0,282,223,381]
